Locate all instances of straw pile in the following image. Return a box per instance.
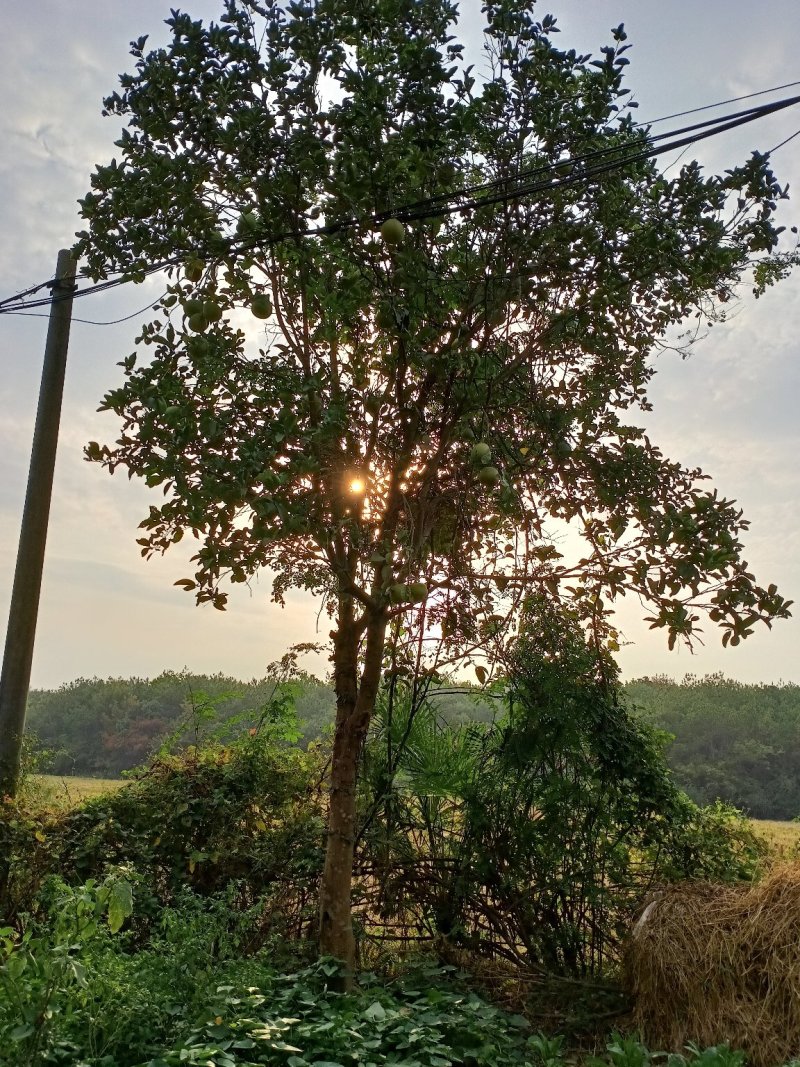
[627,865,800,1066]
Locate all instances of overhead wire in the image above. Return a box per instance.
[368,91,800,224]
[0,277,63,309]
[420,91,800,221]
[1,87,799,319]
[3,294,170,327]
[3,80,799,313]
[636,79,800,127]
[769,127,800,154]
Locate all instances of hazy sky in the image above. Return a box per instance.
[1,1,799,689]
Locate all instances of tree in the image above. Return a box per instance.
[75,0,794,974]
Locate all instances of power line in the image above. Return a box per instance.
[3,81,800,313]
[1,88,798,319]
[769,127,800,154]
[0,278,55,309]
[377,92,800,222]
[637,79,800,127]
[2,293,169,327]
[434,91,800,221]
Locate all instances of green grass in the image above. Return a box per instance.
[29,774,127,809]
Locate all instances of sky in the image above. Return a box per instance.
[1,1,799,690]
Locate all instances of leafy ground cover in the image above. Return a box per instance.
[0,878,762,1067]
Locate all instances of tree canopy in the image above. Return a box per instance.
[75,0,794,970]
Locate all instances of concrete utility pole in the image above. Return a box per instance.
[0,249,77,799]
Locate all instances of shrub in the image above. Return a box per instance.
[357,599,764,976]
[52,731,326,934]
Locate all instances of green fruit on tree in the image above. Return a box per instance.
[187,313,208,333]
[183,298,205,316]
[184,257,204,283]
[380,218,405,245]
[470,442,491,466]
[237,210,260,235]
[388,583,407,604]
[436,162,457,186]
[407,582,428,603]
[477,465,500,486]
[203,300,223,323]
[555,439,572,457]
[250,294,273,319]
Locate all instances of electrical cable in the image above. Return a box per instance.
[636,79,800,127]
[0,278,60,309]
[2,294,169,327]
[769,127,800,154]
[3,80,799,312]
[1,89,798,318]
[365,92,800,223]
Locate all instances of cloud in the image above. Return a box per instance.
[1,0,799,688]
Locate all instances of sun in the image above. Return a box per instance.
[348,477,366,495]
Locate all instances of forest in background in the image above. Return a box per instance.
[23,671,800,821]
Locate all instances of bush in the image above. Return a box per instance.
[136,960,539,1066]
[357,599,764,976]
[52,731,326,932]
[1,727,326,946]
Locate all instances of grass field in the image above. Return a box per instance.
[29,774,127,808]
[751,818,800,856]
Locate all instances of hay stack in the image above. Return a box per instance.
[627,865,800,1066]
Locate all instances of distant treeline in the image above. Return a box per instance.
[24,671,800,820]
[628,673,800,821]
[24,672,497,778]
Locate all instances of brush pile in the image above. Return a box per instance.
[628,865,800,1066]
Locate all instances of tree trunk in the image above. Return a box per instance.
[319,605,387,985]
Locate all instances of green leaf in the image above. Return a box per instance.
[364,1001,387,1021]
[106,878,134,934]
[10,1023,35,1041]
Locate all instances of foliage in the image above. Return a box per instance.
[0,797,61,926]
[74,0,793,654]
[0,872,133,1066]
[0,878,310,1067]
[629,674,800,819]
[138,960,546,1067]
[23,670,800,827]
[0,905,771,1067]
[591,1034,747,1067]
[357,600,763,976]
[24,673,502,778]
[25,669,800,823]
[1,722,326,942]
